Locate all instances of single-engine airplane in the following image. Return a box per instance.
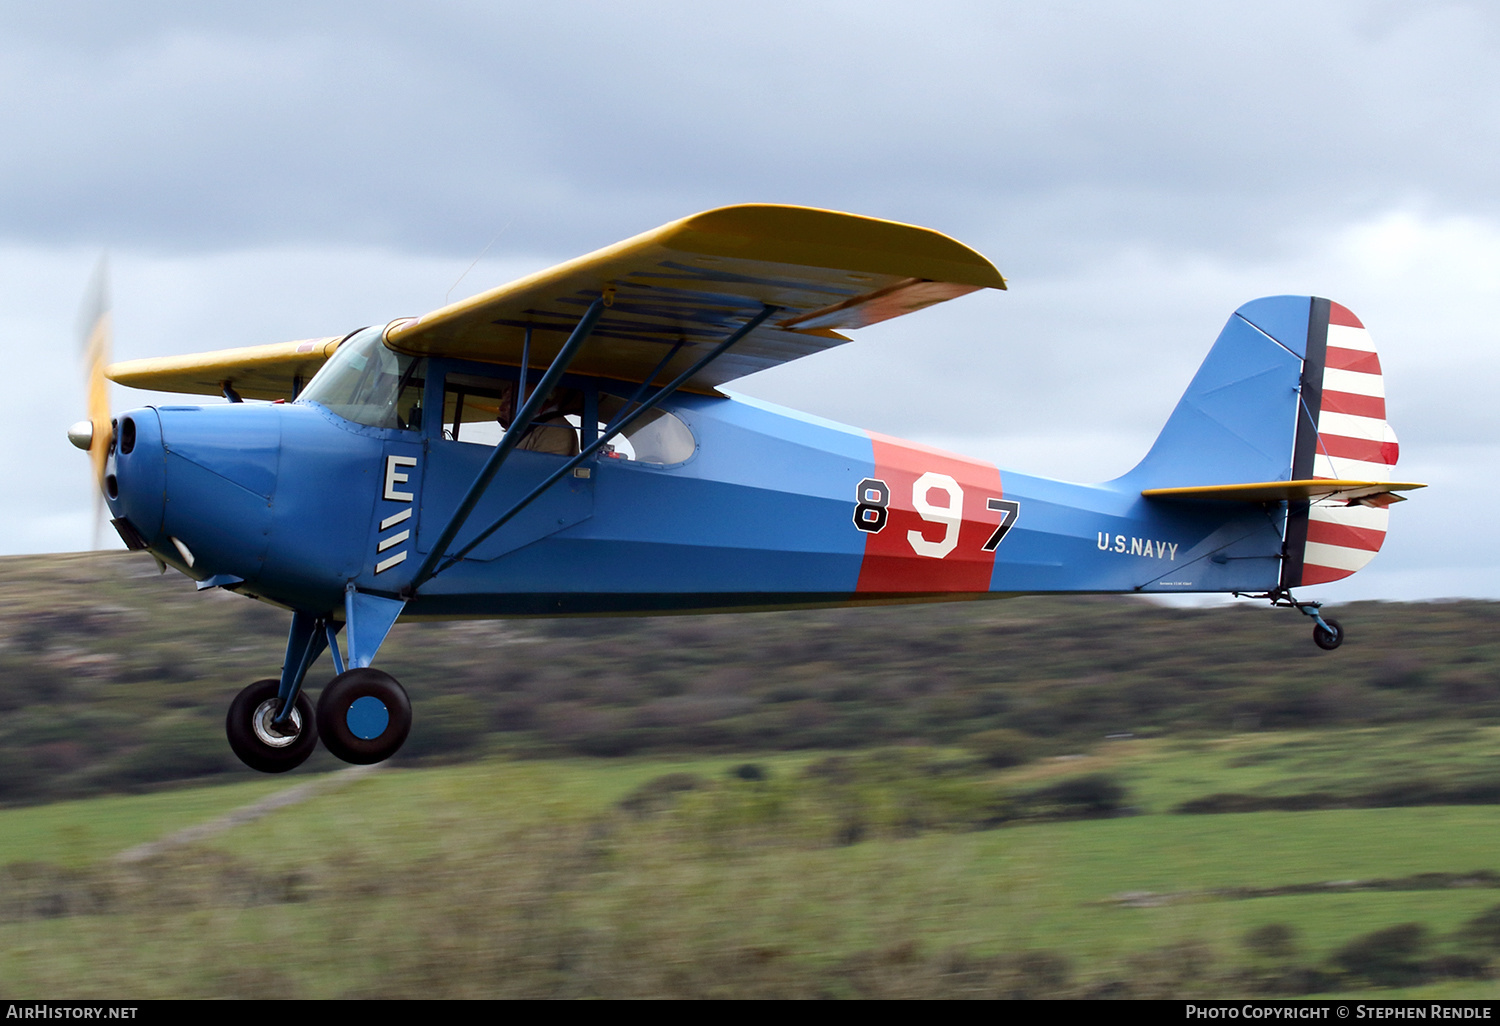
[68,204,1424,773]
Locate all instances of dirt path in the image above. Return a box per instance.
[114,764,382,863]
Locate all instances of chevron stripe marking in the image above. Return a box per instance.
[1319,432,1399,465]
[1321,390,1385,419]
[1328,302,1364,328]
[1326,347,1382,374]
[1306,518,1387,552]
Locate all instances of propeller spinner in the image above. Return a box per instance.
[67,257,113,549]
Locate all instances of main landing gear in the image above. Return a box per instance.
[225,590,411,774]
[225,670,413,773]
[1236,589,1345,651]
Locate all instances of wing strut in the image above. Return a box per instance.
[406,297,607,593]
[411,303,779,591]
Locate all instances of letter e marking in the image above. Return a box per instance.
[384,455,417,502]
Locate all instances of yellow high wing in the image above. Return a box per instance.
[107,337,343,402]
[105,204,1006,400]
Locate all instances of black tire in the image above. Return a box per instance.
[1313,617,1344,651]
[226,679,319,773]
[317,668,412,765]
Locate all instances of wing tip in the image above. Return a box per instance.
[669,203,1006,290]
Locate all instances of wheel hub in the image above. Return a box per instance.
[251,698,303,747]
[346,695,390,740]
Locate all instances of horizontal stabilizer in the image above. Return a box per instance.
[1143,479,1426,505]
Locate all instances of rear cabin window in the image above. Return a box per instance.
[430,373,697,465]
[598,395,696,465]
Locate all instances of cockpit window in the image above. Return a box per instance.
[443,373,512,445]
[299,326,426,430]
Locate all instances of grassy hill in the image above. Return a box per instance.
[1,730,1499,997]
[0,550,1498,806]
[2,552,1499,996]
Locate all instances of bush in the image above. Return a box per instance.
[618,772,706,816]
[0,749,48,802]
[111,719,235,785]
[1458,903,1500,951]
[398,694,487,761]
[1243,923,1298,960]
[961,729,1039,769]
[1021,774,1128,819]
[1331,924,1429,987]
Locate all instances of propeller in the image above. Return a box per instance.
[66,256,113,550]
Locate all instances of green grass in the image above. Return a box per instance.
[0,776,294,867]
[970,810,1500,955]
[2,731,1500,997]
[1094,725,1500,813]
[209,753,818,867]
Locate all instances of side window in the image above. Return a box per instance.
[597,395,696,465]
[442,373,511,446]
[441,373,584,457]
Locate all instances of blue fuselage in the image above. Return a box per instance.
[104,360,1285,620]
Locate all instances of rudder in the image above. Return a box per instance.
[1285,300,1399,586]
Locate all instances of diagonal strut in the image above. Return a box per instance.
[424,304,779,581]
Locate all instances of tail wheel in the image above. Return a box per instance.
[226,679,319,773]
[1313,617,1344,651]
[317,668,412,765]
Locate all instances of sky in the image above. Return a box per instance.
[2,1,1496,603]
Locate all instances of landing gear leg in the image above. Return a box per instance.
[226,610,331,773]
[1288,596,1344,650]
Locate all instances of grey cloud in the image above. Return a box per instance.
[3,2,1499,265]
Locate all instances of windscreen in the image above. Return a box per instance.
[299,327,426,431]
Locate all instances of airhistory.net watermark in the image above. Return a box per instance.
[5,1007,137,1019]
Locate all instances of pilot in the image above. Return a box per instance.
[517,388,582,456]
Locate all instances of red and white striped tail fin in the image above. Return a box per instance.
[1300,302,1398,586]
